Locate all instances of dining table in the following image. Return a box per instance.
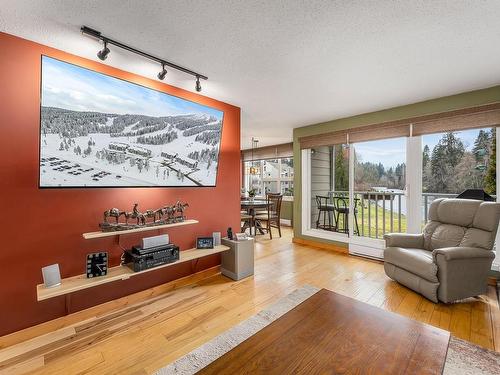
[241,199,269,235]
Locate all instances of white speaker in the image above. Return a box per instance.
[42,264,61,288]
[141,234,169,249]
[213,232,221,246]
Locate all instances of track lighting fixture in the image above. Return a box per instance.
[157,64,167,80]
[81,26,208,91]
[195,76,202,92]
[97,41,110,61]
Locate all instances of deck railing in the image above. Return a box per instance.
[325,191,496,239]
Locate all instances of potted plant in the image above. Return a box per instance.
[248,188,257,201]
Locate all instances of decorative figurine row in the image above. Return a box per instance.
[100,201,189,232]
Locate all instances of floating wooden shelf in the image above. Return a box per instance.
[37,245,230,301]
[82,219,199,239]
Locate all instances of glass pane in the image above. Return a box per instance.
[309,145,349,233]
[262,159,279,178]
[263,181,279,194]
[353,138,407,238]
[422,128,496,224]
[281,157,294,178]
[244,160,263,197]
[281,181,294,196]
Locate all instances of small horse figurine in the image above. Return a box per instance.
[103,208,123,224]
[144,209,156,223]
[162,205,176,223]
[175,201,189,221]
[127,203,144,225]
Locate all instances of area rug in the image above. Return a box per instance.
[155,285,500,375]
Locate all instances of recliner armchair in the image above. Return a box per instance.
[384,198,500,303]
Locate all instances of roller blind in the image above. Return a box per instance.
[298,102,500,148]
[412,107,500,136]
[241,142,293,161]
[299,131,347,149]
[348,121,410,143]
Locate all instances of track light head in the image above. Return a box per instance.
[97,42,110,61]
[195,76,202,92]
[157,64,167,80]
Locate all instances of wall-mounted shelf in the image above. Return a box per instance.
[82,219,199,239]
[37,245,230,301]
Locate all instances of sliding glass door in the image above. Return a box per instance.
[351,137,407,239]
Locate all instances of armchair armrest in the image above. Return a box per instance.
[384,233,424,249]
[432,247,495,262]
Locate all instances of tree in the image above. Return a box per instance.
[472,129,491,162]
[334,145,348,191]
[430,132,464,193]
[484,131,496,194]
[451,153,484,192]
[422,145,430,168]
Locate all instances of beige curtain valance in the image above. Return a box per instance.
[299,102,500,149]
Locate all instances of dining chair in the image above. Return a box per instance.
[315,195,335,231]
[332,196,360,235]
[255,193,283,239]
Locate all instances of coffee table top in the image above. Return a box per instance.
[198,289,450,374]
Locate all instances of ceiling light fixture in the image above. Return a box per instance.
[249,137,259,175]
[157,64,167,80]
[81,26,208,90]
[97,41,110,61]
[195,76,202,92]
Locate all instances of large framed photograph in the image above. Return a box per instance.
[39,56,224,188]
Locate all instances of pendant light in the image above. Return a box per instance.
[249,137,259,175]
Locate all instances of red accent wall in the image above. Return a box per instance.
[0,32,241,336]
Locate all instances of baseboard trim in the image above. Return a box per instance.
[0,265,221,349]
[280,219,292,226]
[292,237,348,254]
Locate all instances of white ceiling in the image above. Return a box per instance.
[1,1,500,149]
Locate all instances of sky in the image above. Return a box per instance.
[41,56,223,120]
[354,129,487,168]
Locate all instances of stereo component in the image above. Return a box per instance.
[141,234,169,249]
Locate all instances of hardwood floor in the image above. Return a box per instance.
[0,227,498,375]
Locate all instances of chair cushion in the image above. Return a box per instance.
[430,198,480,227]
[473,202,500,232]
[384,247,438,282]
[429,224,466,251]
[460,228,494,250]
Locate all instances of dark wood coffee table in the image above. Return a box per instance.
[199,289,450,374]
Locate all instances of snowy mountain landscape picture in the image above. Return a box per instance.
[39,56,223,187]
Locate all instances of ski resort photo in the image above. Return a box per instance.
[39,56,224,187]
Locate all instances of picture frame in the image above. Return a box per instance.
[196,237,214,249]
[39,55,224,188]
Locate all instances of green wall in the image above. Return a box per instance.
[293,85,500,246]
[281,200,293,224]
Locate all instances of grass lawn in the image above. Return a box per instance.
[334,201,407,239]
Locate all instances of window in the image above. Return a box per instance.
[422,128,497,222]
[243,157,294,197]
[244,160,263,197]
